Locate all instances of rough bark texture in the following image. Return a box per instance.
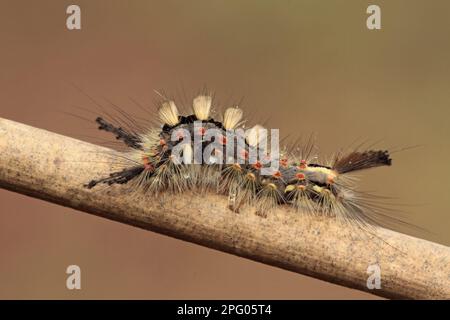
[0,117,449,299]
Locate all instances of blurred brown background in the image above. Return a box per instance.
[0,0,449,299]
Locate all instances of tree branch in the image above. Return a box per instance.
[0,117,448,299]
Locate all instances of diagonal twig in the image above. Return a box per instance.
[0,117,449,299]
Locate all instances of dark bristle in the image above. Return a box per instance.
[84,166,145,189]
[162,115,223,133]
[333,150,392,174]
[95,117,143,150]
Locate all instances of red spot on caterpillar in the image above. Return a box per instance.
[198,127,206,136]
[273,171,282,178]
[240,149,249,160]
[220,135,227,145]
[296,173,305,180]
[142,157,154,171]
[327,173,337,184]
[253,161,262,170]
[298,159,307,170]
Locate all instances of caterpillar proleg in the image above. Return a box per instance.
[85,93,395,228]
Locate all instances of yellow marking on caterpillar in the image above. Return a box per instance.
[266,183,277,190]
[312,185,323,193]
[304,167,338,185]
[246,172,256,181]
[284,184,296,193]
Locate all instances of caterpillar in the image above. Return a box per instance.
[84,92,395,228]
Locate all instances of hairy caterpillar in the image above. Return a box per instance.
[84,92,396,228]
